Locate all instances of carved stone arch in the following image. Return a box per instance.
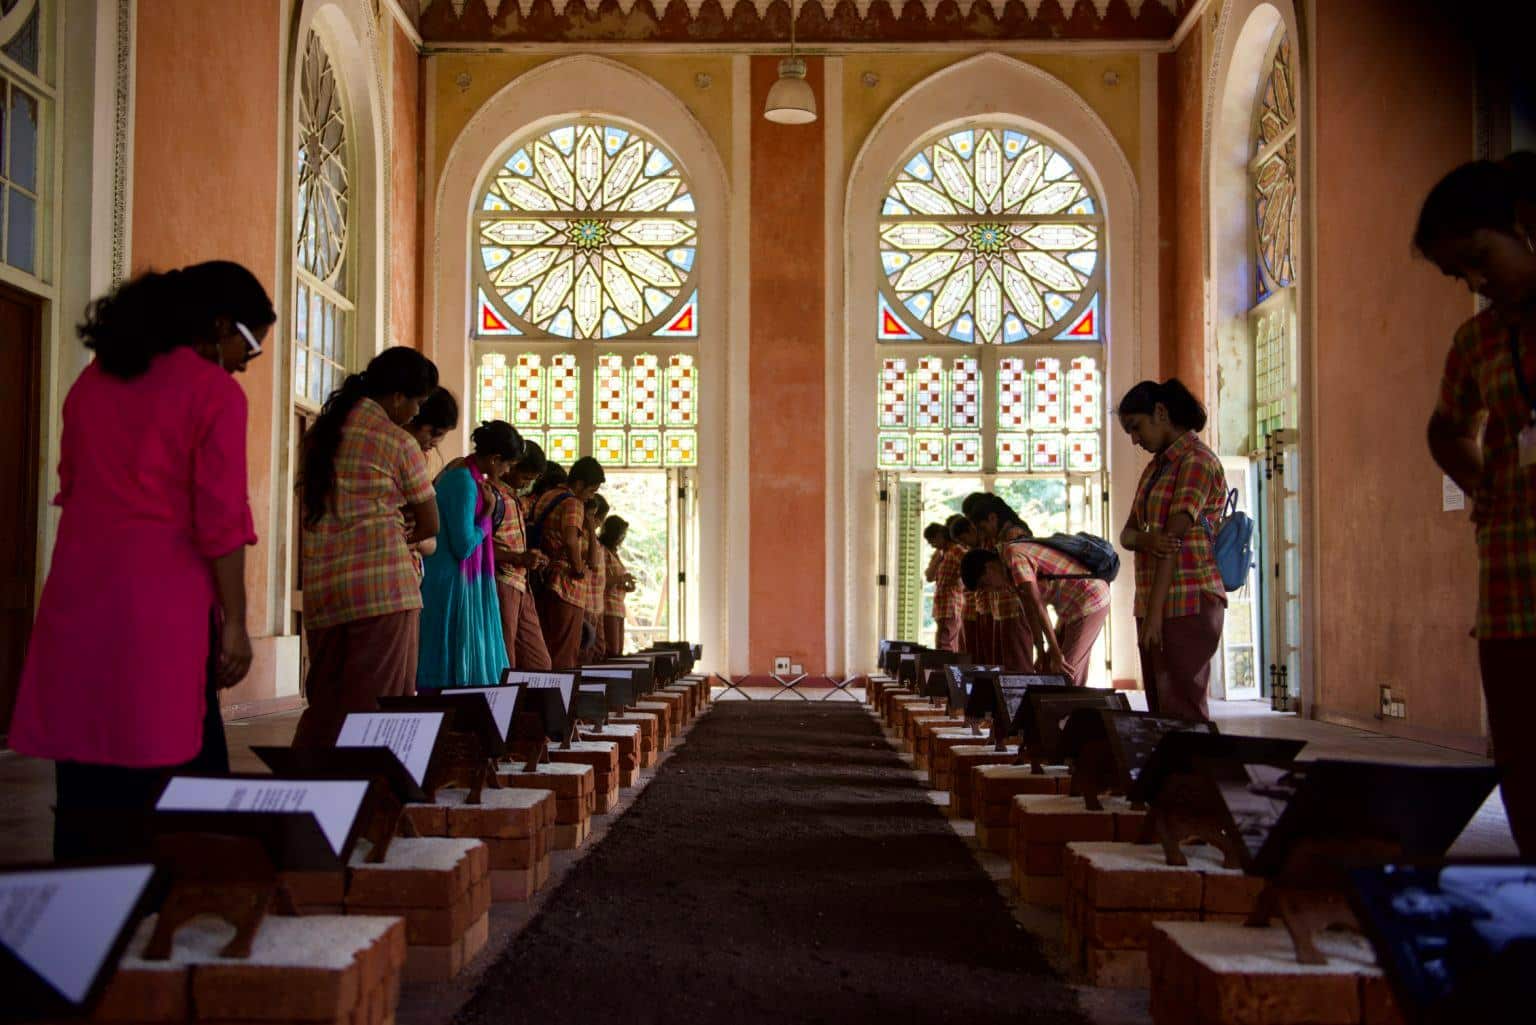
[430,54,737,672]
[837,51,1149,678]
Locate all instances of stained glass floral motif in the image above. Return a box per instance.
[879,127,1102,344]
[296,32,349,282]
[476,122,698,340]
[293,30,351,406]
[1253,32,1297,299]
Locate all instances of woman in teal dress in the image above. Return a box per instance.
[418,421,523,688]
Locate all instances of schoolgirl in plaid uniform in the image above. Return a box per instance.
[292,348,441,748]
[930,515,968,653]
[1419,156,1536,854]
[1117,379,1228,722]
[964,493,1110,687]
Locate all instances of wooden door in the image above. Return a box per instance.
[0,284,42,737]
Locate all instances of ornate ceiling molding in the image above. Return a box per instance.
[417,0,1189,45]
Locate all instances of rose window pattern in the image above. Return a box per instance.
[477,351,697,468]
[877,354,1101,472]
[474,122,699,341]
[1253,31,1297,301]
[878,126,1102,346]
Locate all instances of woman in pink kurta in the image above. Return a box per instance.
[9,262,272,861]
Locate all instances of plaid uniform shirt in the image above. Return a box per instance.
[988,543,1024,622]
[1436,308,1536,638]
[1131,430,1228,620]
[491,480,528,591]
[931,544,965,623]
[1002,538,1111,624]
[584,534,606,616]
[604,547,628,617]
[302,398,434,630]
[531,488,587,608]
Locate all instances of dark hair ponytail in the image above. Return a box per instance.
[469,420,523,461]
[301,347,439,527]
[1116,377,1208,432]
[80,260,275,379]
[961,492,1027,533]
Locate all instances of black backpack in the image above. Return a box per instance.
[1015,532,1121,583]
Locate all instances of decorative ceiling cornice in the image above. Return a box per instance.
[417,0,1190,45]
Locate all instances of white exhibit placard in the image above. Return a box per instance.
[155,777,369,856]
[335,711,445,786]
[504,671,574,710]
[440,686,519,739]
[0,864,155,1004]
[578,667,635,678]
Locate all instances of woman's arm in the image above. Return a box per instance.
[435,470,484,562]
[925,548,943,582]
[212,548,251,689]
[406,499,439,545]
[1427,411,1482,497]
[1141,511,1194,648]
[1018,580,1065,675]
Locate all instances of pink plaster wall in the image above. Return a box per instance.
[132,0,281,647]
[1159,20,1206,394]
[391,22,421,350]
[1311,0,1483,746]
[749,55,827,672]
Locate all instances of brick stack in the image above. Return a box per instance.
[608,711,660,768]
[345,838,490,983]
[972,765,1073,854]
[497,761,596,850]
[1063,841,1266,988]
[548,740,622,813]
[946,745,1023,819]
[908,714,966,769]
[896,699,946,741]
[1149,922,1405,1025]
[580,722,642,787]
[926,729,988,792]
[91,914,406,1025]
[1008,794,1145,908]
[630,700,674,748]
[642,690,689,731]
[403,786,556,901]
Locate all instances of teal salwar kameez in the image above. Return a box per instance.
[417,461,508,688]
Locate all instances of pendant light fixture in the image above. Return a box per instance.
[764,0,817,124]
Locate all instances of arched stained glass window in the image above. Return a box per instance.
[1252,31,1297,301]
[293,30,353,407]
[472,120,700,469]
[876,124,1104,475]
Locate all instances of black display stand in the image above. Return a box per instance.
[0,862,162,1023]
[1063,710,1219,811]
[1016,686,1125,771]
[378,694,506,804]
[252,747,425,862]
[579,665,640,708]
[1236,761,1499,964]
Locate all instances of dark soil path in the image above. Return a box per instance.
[453,701,1087,1025]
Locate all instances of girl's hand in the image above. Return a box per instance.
[623,573,637,591]
[1140,611,1165,651]
[1142,530,1183,558]
[417,537,438,557]
[216,620,253,690]
[1043,648,1067,678]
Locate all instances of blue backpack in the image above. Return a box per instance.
[1205,489,1255,592]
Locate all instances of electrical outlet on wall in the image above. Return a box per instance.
[774,657,791,675]
[790,663,804,676]
[1379,685,1393,717]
